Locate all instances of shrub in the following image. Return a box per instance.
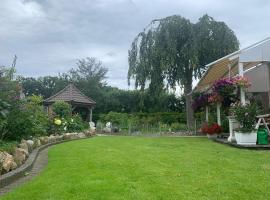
[6,96,48,140]
[0,140,17,154]
[99,112,129,126]
[48,114,89,135]
[66,115,89,132]
[52,101,71,118]
[201,123,222,135]
[170,123,187,131]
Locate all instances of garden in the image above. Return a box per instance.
[192,75,264,145]
[0,66,91,175]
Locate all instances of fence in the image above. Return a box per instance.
[96,120,204,136]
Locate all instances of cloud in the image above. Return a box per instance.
[0,0,269,89]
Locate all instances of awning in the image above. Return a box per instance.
[194,37,270,92]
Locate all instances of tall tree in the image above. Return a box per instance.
[128,14,239,130]
[65,57,108,113]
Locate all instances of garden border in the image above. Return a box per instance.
[213,137,270,150]
[0,137,93,188]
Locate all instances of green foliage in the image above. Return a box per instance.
[19,56,184,115]
[230,102,258,132]
[48,114,89,135]
[52,101,72,118]
[0,66,20,140]
[6,96,48,140]
[170,123,187,131]
[0,140,17,153]
[19,76,68,98]
[99,112,187,130]
[99,112,129,126]
[66,115,89,132]
[128,14,239,127]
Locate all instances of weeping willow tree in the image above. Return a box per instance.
[128,14,239,130]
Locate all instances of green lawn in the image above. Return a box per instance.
[1,136,270,200]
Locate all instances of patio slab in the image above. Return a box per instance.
[213,137,270,150]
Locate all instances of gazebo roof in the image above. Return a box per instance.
[44,83,96,106]
[194,37,270,92]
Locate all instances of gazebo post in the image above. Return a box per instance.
[205,105,209,123]
[238,62,246,105]
[89,108,93,122]
[217,103,221,125]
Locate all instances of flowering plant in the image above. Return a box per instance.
[201,123,222,135]
[54,118,62,126]
[208,92,223,104]
[230,102,258,132]
[233,76,251,88]
[192,92,209,111]
[212,78,235,96]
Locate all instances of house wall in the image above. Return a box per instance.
[245,63,269,93]
[245,63,270,111]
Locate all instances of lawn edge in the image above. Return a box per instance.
[0,136,93,188]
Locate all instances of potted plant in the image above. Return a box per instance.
[230,102,258,145]
[212,78,237,107]
[201,123,222,139]
[233,76,251,89]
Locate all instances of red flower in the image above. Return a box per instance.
[201,123,222,135]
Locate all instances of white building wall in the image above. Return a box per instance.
[245,63,269,93]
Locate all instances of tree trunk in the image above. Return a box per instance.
[184,83,194,131]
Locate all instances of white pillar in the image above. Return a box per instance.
[89,108,93,122]
[238,62,246,105]
[205,106,209,123]
[217,103,221,126]
[227,116,237,142]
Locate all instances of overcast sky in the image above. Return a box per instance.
[1,0,269,89]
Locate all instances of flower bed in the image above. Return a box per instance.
[0,130,96,176]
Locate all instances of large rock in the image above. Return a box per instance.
[13,148,28,166]
[1,152,17,173]
[56,135,64,141]
[84,129,95,137]
[19,141,29,154]
[63,133,79,140]
[77,132,86,138]
[26,140,34,152]
[39,136,49,145]
[33,138,41,148]
[48,135,57,143]
[0,151,4,174]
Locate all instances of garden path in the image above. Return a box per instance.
[0,148,49,196]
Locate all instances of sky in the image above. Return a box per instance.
[1,0,270,89]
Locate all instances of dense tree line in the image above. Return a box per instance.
[19,57,184,117]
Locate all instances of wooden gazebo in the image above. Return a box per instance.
[44,83,96,122]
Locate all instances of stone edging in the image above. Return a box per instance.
[0,137,92,188]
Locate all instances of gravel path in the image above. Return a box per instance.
[0,147,49,196]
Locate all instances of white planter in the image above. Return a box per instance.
[207,134,217,139]
[235,131,257,145]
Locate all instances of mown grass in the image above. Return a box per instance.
[1,136,270,200]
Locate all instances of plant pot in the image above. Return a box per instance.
[234,131,257,145]
[207,134,217,139]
